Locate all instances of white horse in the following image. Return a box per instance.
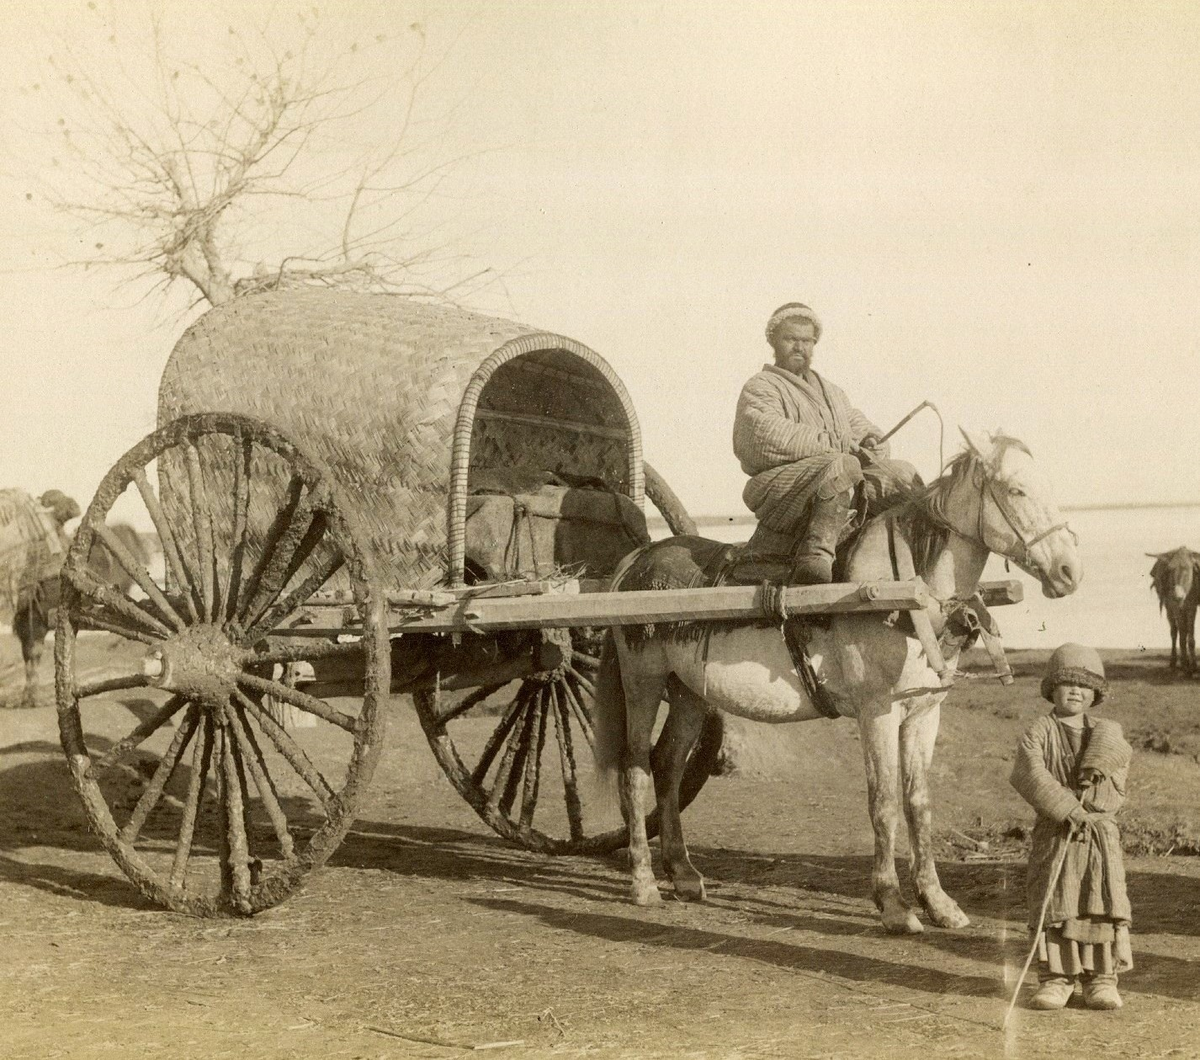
[594,430,1081,934]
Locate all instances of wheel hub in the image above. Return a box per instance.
[530,627,573,683]
[145,626,249,707]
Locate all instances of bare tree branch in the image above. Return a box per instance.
[19,1,504,310]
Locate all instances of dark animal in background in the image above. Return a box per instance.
[14,523,151,704]
[1147,546,1200,674]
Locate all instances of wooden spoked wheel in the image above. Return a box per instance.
[55,413,389,916]
[414,630,721,856]
[416,463,719,855]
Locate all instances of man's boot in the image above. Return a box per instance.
[789,489,853,585]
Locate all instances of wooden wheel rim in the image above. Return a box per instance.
[55,413,389,916]
[414,639,721,855]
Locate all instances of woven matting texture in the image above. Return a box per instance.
[158,291,642,588]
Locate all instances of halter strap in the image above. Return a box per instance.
[915,456,1075,577]
[979,476,1076,572]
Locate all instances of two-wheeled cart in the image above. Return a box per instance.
[55,292,1019,916]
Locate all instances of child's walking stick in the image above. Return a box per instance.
[1003,820,1079,1028]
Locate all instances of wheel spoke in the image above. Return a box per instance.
[278,511,331,591]
[234,690,334,805]
[551,684,585,842]
[92,695,189,772]
[247,639,366,666]
[170,712,213,889]
[234,475,306,624]
[491,693,536,816]
[65,567,173,639]
[433,683,506,728]
[185,441,219,621]
[229,702,295,860]
[219,710,254,911]
[92,523,185,631]
[242,548,344,641]
[132,468,201,623]
[570,668,597,700]
[220,428,253,623]
[73,673,151,699]
[118,705,199,846]
[212,724,234,897]
[74,608,162,646]
[519,689,550,829]
[572,650,601,672]
[470,690,528,788]
[236,672,357,733]
[560,674,595,748]
[237,496,323,630]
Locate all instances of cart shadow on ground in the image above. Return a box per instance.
[331,818,1200,1003]
[3,722,1198,1006]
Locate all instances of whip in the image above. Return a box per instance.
[875,400,945,474]
[1003,820,1079,1027]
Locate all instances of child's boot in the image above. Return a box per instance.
[1083,974,1123,1010]
[1029,976,1075,1010]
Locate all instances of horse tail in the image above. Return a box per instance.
[591,544,647,790]
[592,631,627,783]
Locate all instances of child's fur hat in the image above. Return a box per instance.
[1041,642,1108,705]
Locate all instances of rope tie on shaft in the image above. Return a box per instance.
[760,581,788,624]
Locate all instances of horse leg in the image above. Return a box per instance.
[899,701,969,929]
[1185,610,1197,674]
[619,650,669,907]
[652,682,709,901]
[22,648,43,707]
[16,608,46,708]
[1169,613,1179,669]
[858,705,922,934]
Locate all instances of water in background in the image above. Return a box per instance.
[656,505,1200,650]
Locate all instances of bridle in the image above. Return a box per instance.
[966,456,1077,579]
[924,450,1076,580]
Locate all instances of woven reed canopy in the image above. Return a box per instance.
[158,291,644,589]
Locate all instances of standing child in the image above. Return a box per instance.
[1010,643,1133,1011]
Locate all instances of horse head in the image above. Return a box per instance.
[939,429,1082,599]
[1145,547,1199,607]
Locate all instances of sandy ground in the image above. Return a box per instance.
[1,636,1199,1060]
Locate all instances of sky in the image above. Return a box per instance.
[2,0,1199,522]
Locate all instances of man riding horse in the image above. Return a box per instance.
[734,302,920,584]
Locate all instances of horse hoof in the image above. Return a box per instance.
[931,906,970,930]
[883,911,924,935]
[920,891,971,929]
[672,878,707,903]
[632,883,663,907]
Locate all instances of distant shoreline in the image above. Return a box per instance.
[648,500,1200,528]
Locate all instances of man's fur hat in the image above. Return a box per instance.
[765,303,822,344]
